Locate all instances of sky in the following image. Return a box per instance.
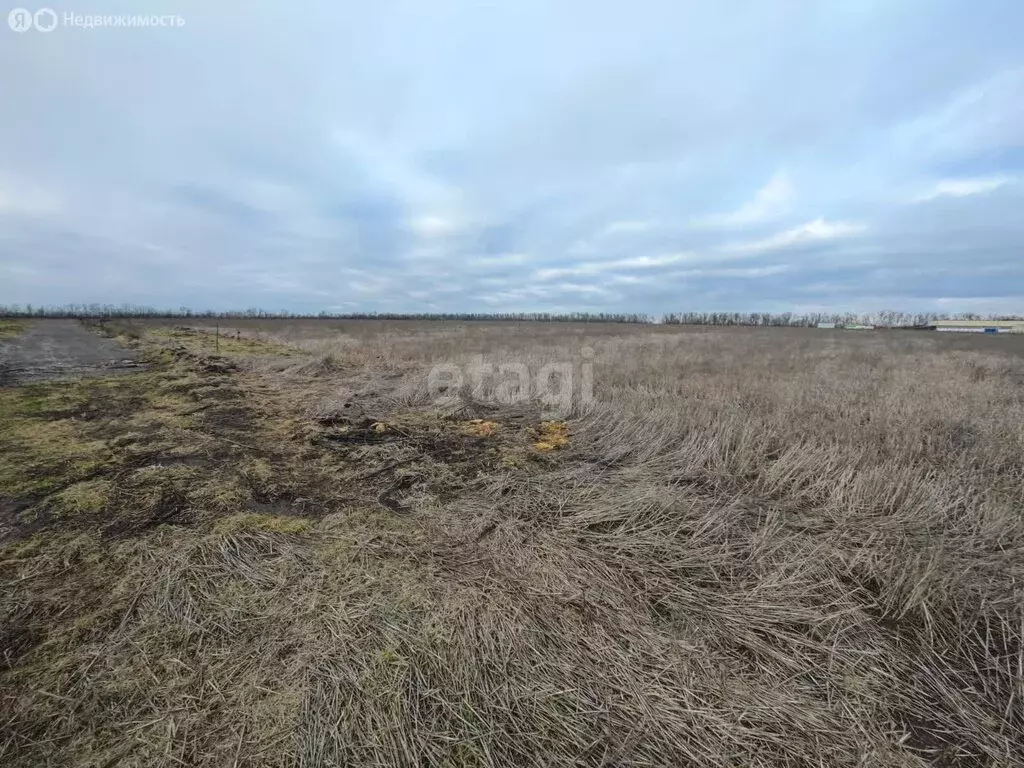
[1,0,1023,316]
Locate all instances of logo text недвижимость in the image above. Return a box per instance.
[8,8,185,32]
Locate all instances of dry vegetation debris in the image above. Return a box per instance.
[1,319,1023,766]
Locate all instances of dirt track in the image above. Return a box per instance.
[0,320,143,386]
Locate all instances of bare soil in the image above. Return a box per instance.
[0,320,143,386]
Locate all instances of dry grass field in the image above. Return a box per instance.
[1,319,1023,766]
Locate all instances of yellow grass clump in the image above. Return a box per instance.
[463,418,500,437]
[532,419,570,450]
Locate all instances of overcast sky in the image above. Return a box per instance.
[2,1,1023,315]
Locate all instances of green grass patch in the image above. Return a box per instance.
[0,370,193,514]
[148,326,297,357]
[0,319,26,339]
[0,330,320,541]
[5,381,92,418]
[0,405,110,498]
[47,479,112,518]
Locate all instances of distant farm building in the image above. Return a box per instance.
[816,322,836,329]
[934,319,1024,334]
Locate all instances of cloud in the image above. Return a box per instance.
[408,215,460,238]
[528,217,863,285]
[694,171,794,227]
[531,252,699,281]
[668,265,791,279]
[601,220,654,235]
[0,173,62,216]
[469,252,533,269]
[721,219,868,255]
[610,253,695,269]
[913,175,1014,202]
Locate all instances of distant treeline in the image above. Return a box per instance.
[0,304,650,323]
[661,311,1023,327]
[1,304,1020,327]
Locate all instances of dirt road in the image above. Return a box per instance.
[0,320,143,386]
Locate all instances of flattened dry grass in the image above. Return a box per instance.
[2,321,1023,766]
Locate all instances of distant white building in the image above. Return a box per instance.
[934,319,1024,334]
[816,322,836,329]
